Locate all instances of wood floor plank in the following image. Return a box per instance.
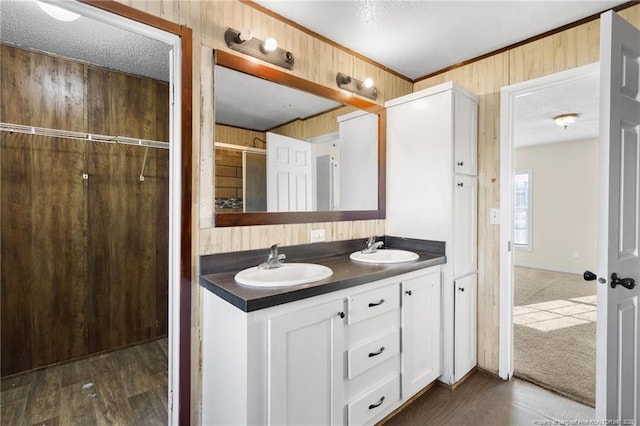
[1,383,28,425]
[382,370,595,426]
[58,381,97,426]
[128,389,168,426]
[114,344,157,398]
[88,351,136,425]
[21,367,61,425]
[136,337,167,376]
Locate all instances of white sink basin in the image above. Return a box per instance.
[235,263,333,287]
[350,249,419,264]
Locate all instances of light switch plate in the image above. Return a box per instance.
[489,208,500,225]
[310,229,326,243]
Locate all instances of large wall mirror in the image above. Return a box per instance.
[213,51,386,227]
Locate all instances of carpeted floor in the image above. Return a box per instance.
[514,266,597,407]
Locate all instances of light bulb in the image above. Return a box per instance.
[263,37,278,52]
[37,1,81,22]
[238,26,253,42]
[362,77,374,89]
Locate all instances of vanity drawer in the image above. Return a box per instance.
[347,375,400,426]
[347,329,400,379]
[348,284,399,325]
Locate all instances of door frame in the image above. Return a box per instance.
[498,62,600,379]
[67,1,193,424]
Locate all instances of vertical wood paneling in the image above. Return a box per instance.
[1,45,169,376]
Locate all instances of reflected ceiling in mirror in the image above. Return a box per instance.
[213,50,385,227]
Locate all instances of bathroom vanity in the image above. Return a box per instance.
[200,237,445,425]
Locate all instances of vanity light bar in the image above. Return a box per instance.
[224,28,295,70]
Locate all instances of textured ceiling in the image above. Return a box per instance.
[215,66,341,131]
[254,0,623,80]
[0,0,171,81]
[514,72,599,147]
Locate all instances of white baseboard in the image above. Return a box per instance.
[513,262,583,276]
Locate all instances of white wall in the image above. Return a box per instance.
[514,138,598,274]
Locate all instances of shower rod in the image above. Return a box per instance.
[0,122,170,150]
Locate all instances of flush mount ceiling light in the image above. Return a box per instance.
[336,72,377,100]
[37,1,81,22]
[224,27,294,70]
[553,113,579,128]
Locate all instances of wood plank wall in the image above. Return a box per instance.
[112,1,638,422]
[413,5,640,374]
[0,45,170,376]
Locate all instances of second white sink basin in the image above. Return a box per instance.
[235,263,333,287]
[350,249,419,264]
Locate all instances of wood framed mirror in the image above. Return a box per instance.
[213,50,386,227]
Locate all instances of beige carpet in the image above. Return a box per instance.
[514,266,597,407]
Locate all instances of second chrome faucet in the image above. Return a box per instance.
[259,244,286,269]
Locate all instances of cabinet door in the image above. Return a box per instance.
[401,270,441,398]
[386,91,453,241]
[268,299,345,426]
[453,175,477,278]
[454,273,477,382]
[453,91,478,175]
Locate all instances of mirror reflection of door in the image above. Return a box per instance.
[266,132,313,212]
[243,151,266,212]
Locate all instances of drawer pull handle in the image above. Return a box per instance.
[368,299,385,307]
[368,396,385,410]
[405,290,412,296]
[457,161,464,166]
[368,346,385,357]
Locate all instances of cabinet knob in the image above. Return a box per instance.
[405,290,412,296]
[368,299,385,307]
[338,311,345,319]
[457,182,464,187]
[457,161,464,166]
[458,287,465,292]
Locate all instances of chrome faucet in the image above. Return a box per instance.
[259,244,286,269]
[361,236,384,254]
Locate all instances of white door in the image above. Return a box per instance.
[595,11,640,422]
[401,271,441,398]
[453,175,477,277]
[454,273,477,382]
[268,299,345,426]
[266,132,313,212]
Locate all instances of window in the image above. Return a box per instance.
[513,169,532,250]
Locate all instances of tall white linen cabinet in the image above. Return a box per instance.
[385,82,478,384]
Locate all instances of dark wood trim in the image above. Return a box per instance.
[78,2,193,425]
[215,210,382,227]
[214,50,386,227]
[415,1,640,82]
[179,25,193,426]
[239,0,412,83]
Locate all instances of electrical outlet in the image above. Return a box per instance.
[489,208,500,225]
[310,229,326,243]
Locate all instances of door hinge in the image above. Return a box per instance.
[508,241,512,252]
[170,84,175,106]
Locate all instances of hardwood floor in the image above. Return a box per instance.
[382,370,595,425]
[1,338,167,426]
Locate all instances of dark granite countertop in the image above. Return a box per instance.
[200,236,446,312]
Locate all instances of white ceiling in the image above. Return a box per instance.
[255,0,622,80]
[1,0,619,141]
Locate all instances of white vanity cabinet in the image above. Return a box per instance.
[385,81,478,385]
[202,265,442,426]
